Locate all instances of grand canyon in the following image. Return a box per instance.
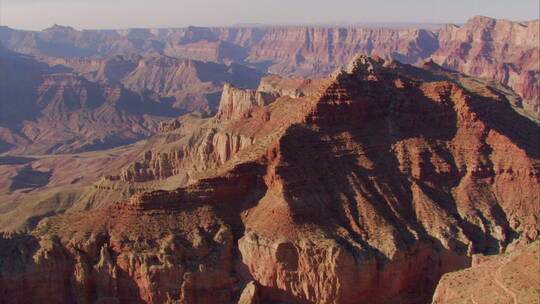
[0,13,538,304]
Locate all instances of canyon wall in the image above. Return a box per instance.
[431,16,540,113]
[0,48,263,154]
[1,16,537,115]
[1,56,538,303]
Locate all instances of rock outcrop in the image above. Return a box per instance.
[1,55,538,303]
[117,76,328,183]
[431,16,540,114]
[41,54,264,112]
[432,241,540,304]
[0,162,265,304]
[2,17,537,116]
[215,83,278,121]
[0,49,186,154]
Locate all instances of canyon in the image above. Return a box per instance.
[0,15,538,156]
[0,55,538,303]
[0,14,539,304]
[0,45,263,154]
[1,16,538,116]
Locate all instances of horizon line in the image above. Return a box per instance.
[4,15,540,32]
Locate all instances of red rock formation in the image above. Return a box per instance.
[0,49,186,154]
[0,162,265,304]
[432,16,540,114]
[432,241,540,304]
[118,76,327,183]
[40,54,264,112]
[215,83,278,121]
[0,55,538,304]
[237,56,539,303]
[2,18,537,115]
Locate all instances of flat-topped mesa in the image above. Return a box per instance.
[215,83,278,121]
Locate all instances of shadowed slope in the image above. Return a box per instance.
[0,55,538,304]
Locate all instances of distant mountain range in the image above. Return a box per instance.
[1,16,537,114]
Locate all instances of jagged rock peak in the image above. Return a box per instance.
[44,24,76,32]
[331,54,388,82]
[345,54,385,77]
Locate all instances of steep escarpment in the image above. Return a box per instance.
[117,76,329,183]
[3,71,181,154]
[432,241,539,304]
[432,16,540,114]
[245,27,438,77]
[3,18,538,115]
[0,55,538,304]
[41,54,265,112]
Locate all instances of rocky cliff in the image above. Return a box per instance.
[432,241,539,304]
[0,52,181,154]
[1,16,537,115]
[0,48,266,154]
[431,16,540,114]
[244,27,439,77]
[1,55,538,303]
[116,74,332,183]
[215,83,277,121]
[41,54,264,112]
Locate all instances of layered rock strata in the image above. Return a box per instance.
[2,16,537,114]
[431,16,540,114]
[0,55,538,304]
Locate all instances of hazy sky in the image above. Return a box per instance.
[1,0,539,30]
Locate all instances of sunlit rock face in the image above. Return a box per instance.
[0,55,538,304]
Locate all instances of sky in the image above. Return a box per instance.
[1,0,539,30]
